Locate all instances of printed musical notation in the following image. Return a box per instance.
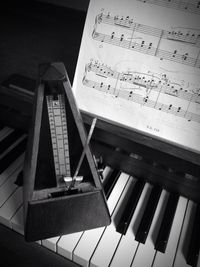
[73,0,200,152]
[137,0,200,15]
[83,60,200,124]
[92,12,200,68]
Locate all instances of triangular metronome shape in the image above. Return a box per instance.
[23,62,110,242]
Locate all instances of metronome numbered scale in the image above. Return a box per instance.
[46,92,96,195]
[46,93,84,191]
[23,62,110,242]
[47,93,72,184]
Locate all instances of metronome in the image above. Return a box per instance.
[23,62,110,242]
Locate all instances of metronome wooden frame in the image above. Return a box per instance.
[23,62,110,242]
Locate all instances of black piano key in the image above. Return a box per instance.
[116,179,145,235]
[0,137,27,174]
[103,169,121,199]
[154,193,179,253]
[186,204,200,267]
[0,130,23,155]
[135,185,162,244]
[0,124,4,130]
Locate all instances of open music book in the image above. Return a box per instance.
[73,0,200,153]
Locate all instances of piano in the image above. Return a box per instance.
[0,1,200,267]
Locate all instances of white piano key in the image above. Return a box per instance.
[11,205,24,235]
[0,134,26,160]
[101,166,113,184]
[173,200,196,267]
[109,182,152,267]
[152,196,188,267]
[57,231,84,259]
[104,172,131,214]
[11,207,43,246]
[0,153,25,186]
[197,252,200,267]
[102,166,113,184]
[0,187,23,228]
[0,127,13,142]
[0,164,22,207]
[11,201,42,245]
[89,176,137,267]
[64,172,130,265]
[131,189,169,267]
[41,236,61,252]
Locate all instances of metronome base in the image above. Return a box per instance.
[24,189,110,242]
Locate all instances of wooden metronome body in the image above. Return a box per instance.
[23,62,110,242]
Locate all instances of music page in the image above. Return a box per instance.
[73,0,200,153]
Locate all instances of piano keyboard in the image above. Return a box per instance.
[0,125,199,267]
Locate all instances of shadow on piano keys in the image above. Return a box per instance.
[0,123,199,267]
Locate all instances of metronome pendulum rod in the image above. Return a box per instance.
[65,117,97,189]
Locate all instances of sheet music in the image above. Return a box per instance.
[73,0,200,153]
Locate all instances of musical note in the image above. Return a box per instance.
[137,0,200,15]
[97,13,200,47]
[93,12,200,68]
[84,76,200,122]
[83,60,200,124]
[166,28,200,46]
[114,15,133,28]
[111,31,115,39]
[86,61,200,103]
